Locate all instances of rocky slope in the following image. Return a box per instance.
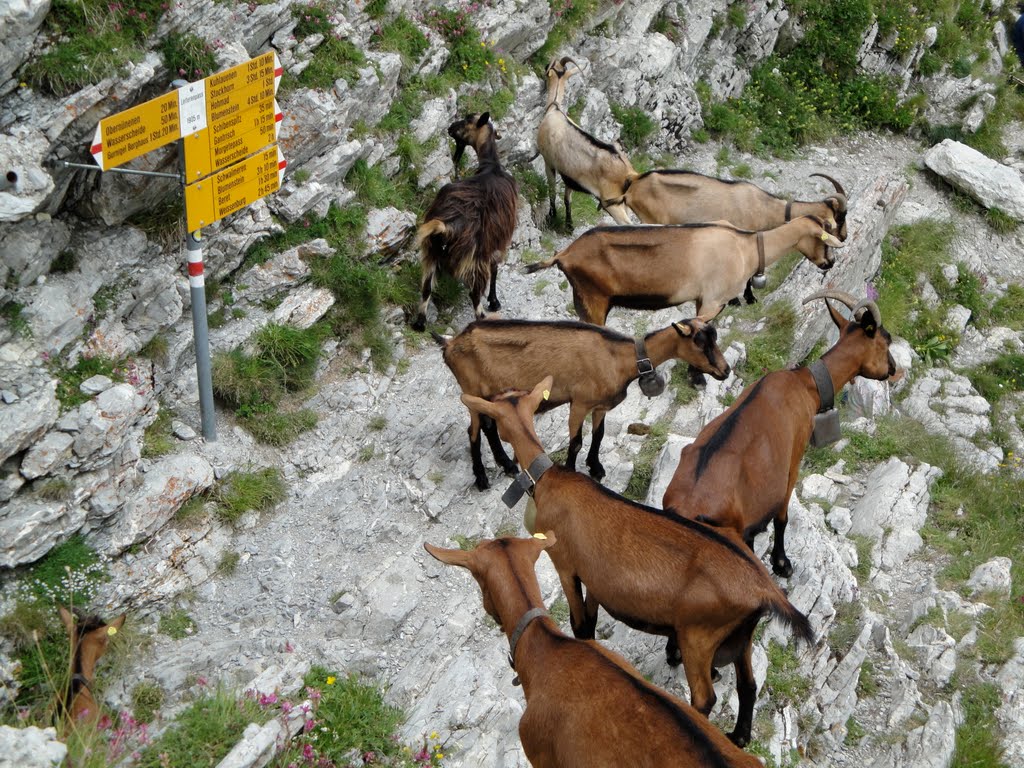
[1,0,1023,766]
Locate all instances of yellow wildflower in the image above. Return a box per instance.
[326,676,336,685]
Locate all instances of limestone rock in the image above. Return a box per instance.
[996,638,1024,767]
[0,496,86,567]
[900,368,1003,472]
[272,285,335,330]
[0,127,54,223]
[365,207,417,259]
[906,623,957,686]
[924,139,1024,220]
[87,453,215,555]
[0,217,71,287]
[0,725,66,768]
[20,431,74,480]
[235,244,316,304]
[849,457,940,573]
[70,383,156,469]
[0,360,58,465]
[966,556,1012,596]
[951,325,1023,368]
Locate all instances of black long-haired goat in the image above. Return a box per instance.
[410,113,518,331]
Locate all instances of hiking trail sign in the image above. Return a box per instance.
[81,51,287,443]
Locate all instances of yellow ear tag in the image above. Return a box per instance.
[524,497,538,534]
[820,232,829,241]
[542,390,550,400]
[107,626,117,636]
[532,532,547,540]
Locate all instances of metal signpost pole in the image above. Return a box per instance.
[172,78,217,441]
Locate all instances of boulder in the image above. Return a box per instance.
[0,217,71,287]
[87,453,215,555]
[272,285,335,329]
[20,431,74,480]
[966,556,1013,596]
[69,383,156,469]
[365,207,417,259]
[0,726,66,768]
[0,496,87,568]
[0,359,58,465]
[0,127,54,223]
[924,139,1024,221]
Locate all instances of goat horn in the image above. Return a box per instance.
[851,299,882,328]
[560,56,578,68]
[801,289,859,310]
[809,173,846,198]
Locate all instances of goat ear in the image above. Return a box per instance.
[821,232,844,247]
[109,614,126,632]
[824,298,845,331]
[858,313,878,338]
[477,112,490,127]
[424,542,474,569]
[461,393,500,419]
[58,606,74,632]
[527,376,555,410]
[672,321,693,337]
[533,531,557,549]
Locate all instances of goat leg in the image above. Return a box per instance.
[679,639,717,717]
[665,633,682,667]
[727,623,758,747]
[562,180,573,231]
[468,413,490,490]
[486,260,501,312]
[560,573,596,639]
[687,364,708,388]
[770,507,794,577]
[565,404,588,472]
[481,415,516,476]
[412,265,435,331]
[584,410,607,480]
[545,162,558,224]
[743,280,757,305]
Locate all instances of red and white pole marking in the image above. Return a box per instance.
[187,248,204,288]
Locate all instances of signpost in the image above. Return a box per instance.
[77,52,286,441]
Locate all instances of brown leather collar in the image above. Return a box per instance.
[755,231,766,282]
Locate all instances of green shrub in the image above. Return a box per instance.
[622,421,669,501]
[293,0,337,39]
[610,103,657,150]
[159,609,196,640]
[371,14,429,68]
[532,0,600,66]
[1,301,31,338]
[951,681,1006,768]
[52,356,122,410]
[299,36,366,89]
[991,284,1024,329]
[212,467,287,524]
[160,32,217,81]
[23,0,165,95]
[964,353,1024,403]
[142,406,176,458]
[423,6,497,82]
[131,681,165,724]
[740,301,797,379]
[763,639,811,706]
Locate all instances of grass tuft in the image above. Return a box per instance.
[622,420,669,501]
[211,468,287,524]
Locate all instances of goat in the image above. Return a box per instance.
[525,215,842,326]
[425,534,764,767]
[662,290,897,577]
[58,606,126,727]
[460,377,815,747]
[536,57,635,229]
[621,171,849,304]
[411,112,518,331]
[434,317,730,489]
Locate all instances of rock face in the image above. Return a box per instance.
[0,725,66,768]
[924,138,1024,220]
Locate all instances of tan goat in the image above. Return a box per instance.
[425,534,764,767]
[434,317,730,489]
[537,57,635,228]
[460,377,815,746]
[525,215,843,326]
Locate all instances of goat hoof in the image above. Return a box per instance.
[487,299,501,312]
[728,297,741,307]
[474,475,491,491]
[689,373,708,388]
[500,463,517,477]
[773,558,794,578]
[710,667,722,683]
[587,464,606,481]
[411,316,426,332]
[665,649,682,667]
[727,731,750,748]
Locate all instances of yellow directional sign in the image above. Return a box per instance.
[205,51,277,126]
[183,99,281,181]
[91,91,180,171]
[184,145,285,231]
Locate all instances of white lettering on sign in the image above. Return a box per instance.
[178,81,207,136]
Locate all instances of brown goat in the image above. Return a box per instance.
[537,57,635,229]
[623,170,848,238]
[411,112,518,331]
[58,606,126,727]
[425,534,764,767]
[434,317,730,489]
[662,291,897,577]
[461,377,815,746]
[622,171,849,304]
[523,215,843,327]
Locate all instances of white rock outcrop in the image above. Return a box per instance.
[924,139,1024,220]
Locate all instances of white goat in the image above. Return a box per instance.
[536,57,635,229]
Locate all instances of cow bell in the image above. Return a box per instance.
[750,272,768,290]
[638,371,667,397]
[524,497,538,534]
[810,409,842,447]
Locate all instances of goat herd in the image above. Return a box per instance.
[417,59,899,766]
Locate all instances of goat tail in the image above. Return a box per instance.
[622,171,640,192]
[430,331,450,348]
[523,258,557,274]
[416,219,448,248]
[766,596,815,646]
